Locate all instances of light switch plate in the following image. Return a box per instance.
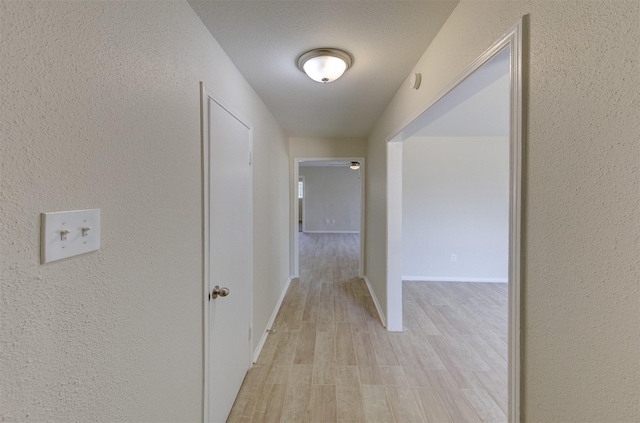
[41,209,100,264]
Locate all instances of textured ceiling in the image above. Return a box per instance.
[188,0,459,138]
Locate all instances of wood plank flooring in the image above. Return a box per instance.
[228,233,507,423]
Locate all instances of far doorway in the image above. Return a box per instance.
[292,158,365,279]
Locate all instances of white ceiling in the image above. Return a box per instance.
[187,0,459,138]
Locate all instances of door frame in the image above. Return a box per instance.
[384,19,525,423]
[291,157,365,278]
[200,82,254,423]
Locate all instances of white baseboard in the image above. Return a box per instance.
[252,277,292,363]
[363,276,386,328]
[402,276,508,283]
[302,230,360,234]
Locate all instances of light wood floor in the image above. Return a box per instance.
[228,233,507,423]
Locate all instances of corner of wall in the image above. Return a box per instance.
[363,276,386,328]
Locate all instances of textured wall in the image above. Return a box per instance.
[365,1,639,421]
[0,1,289,421]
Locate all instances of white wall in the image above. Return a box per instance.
[300,166,361,233]
[365,2,639,422]
[402,136,508,282]
[0,1,290,421]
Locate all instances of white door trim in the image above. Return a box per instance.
[200,82,254,423]
[292,157,365,279]
[384,18,525,423]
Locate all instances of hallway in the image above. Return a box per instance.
[228,233,507,422]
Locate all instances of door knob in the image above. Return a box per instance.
[211,285,230,299]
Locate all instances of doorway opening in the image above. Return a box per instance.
[385,20,524,422]
[292,157,365,279]
[403,47,510,284]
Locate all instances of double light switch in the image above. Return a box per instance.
[41,209,100,263]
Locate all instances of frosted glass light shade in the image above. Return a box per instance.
[297,48,353,83]
[303,56,347,83]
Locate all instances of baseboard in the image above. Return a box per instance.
[402,276,508,283]
[302,230,360,234]
[363,276,387,328]
[252,277,292,363]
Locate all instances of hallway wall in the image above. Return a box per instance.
[290,136,367,158]
[0,1,289,421]
[365,1,639,422]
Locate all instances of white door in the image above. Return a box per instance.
[202,85,252,423]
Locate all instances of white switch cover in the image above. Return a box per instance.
[41,209,100,263]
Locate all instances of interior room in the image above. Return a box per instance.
[402,47,510,284]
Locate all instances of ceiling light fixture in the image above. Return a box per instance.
[296,48,353,83]
[350,161,360,170]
